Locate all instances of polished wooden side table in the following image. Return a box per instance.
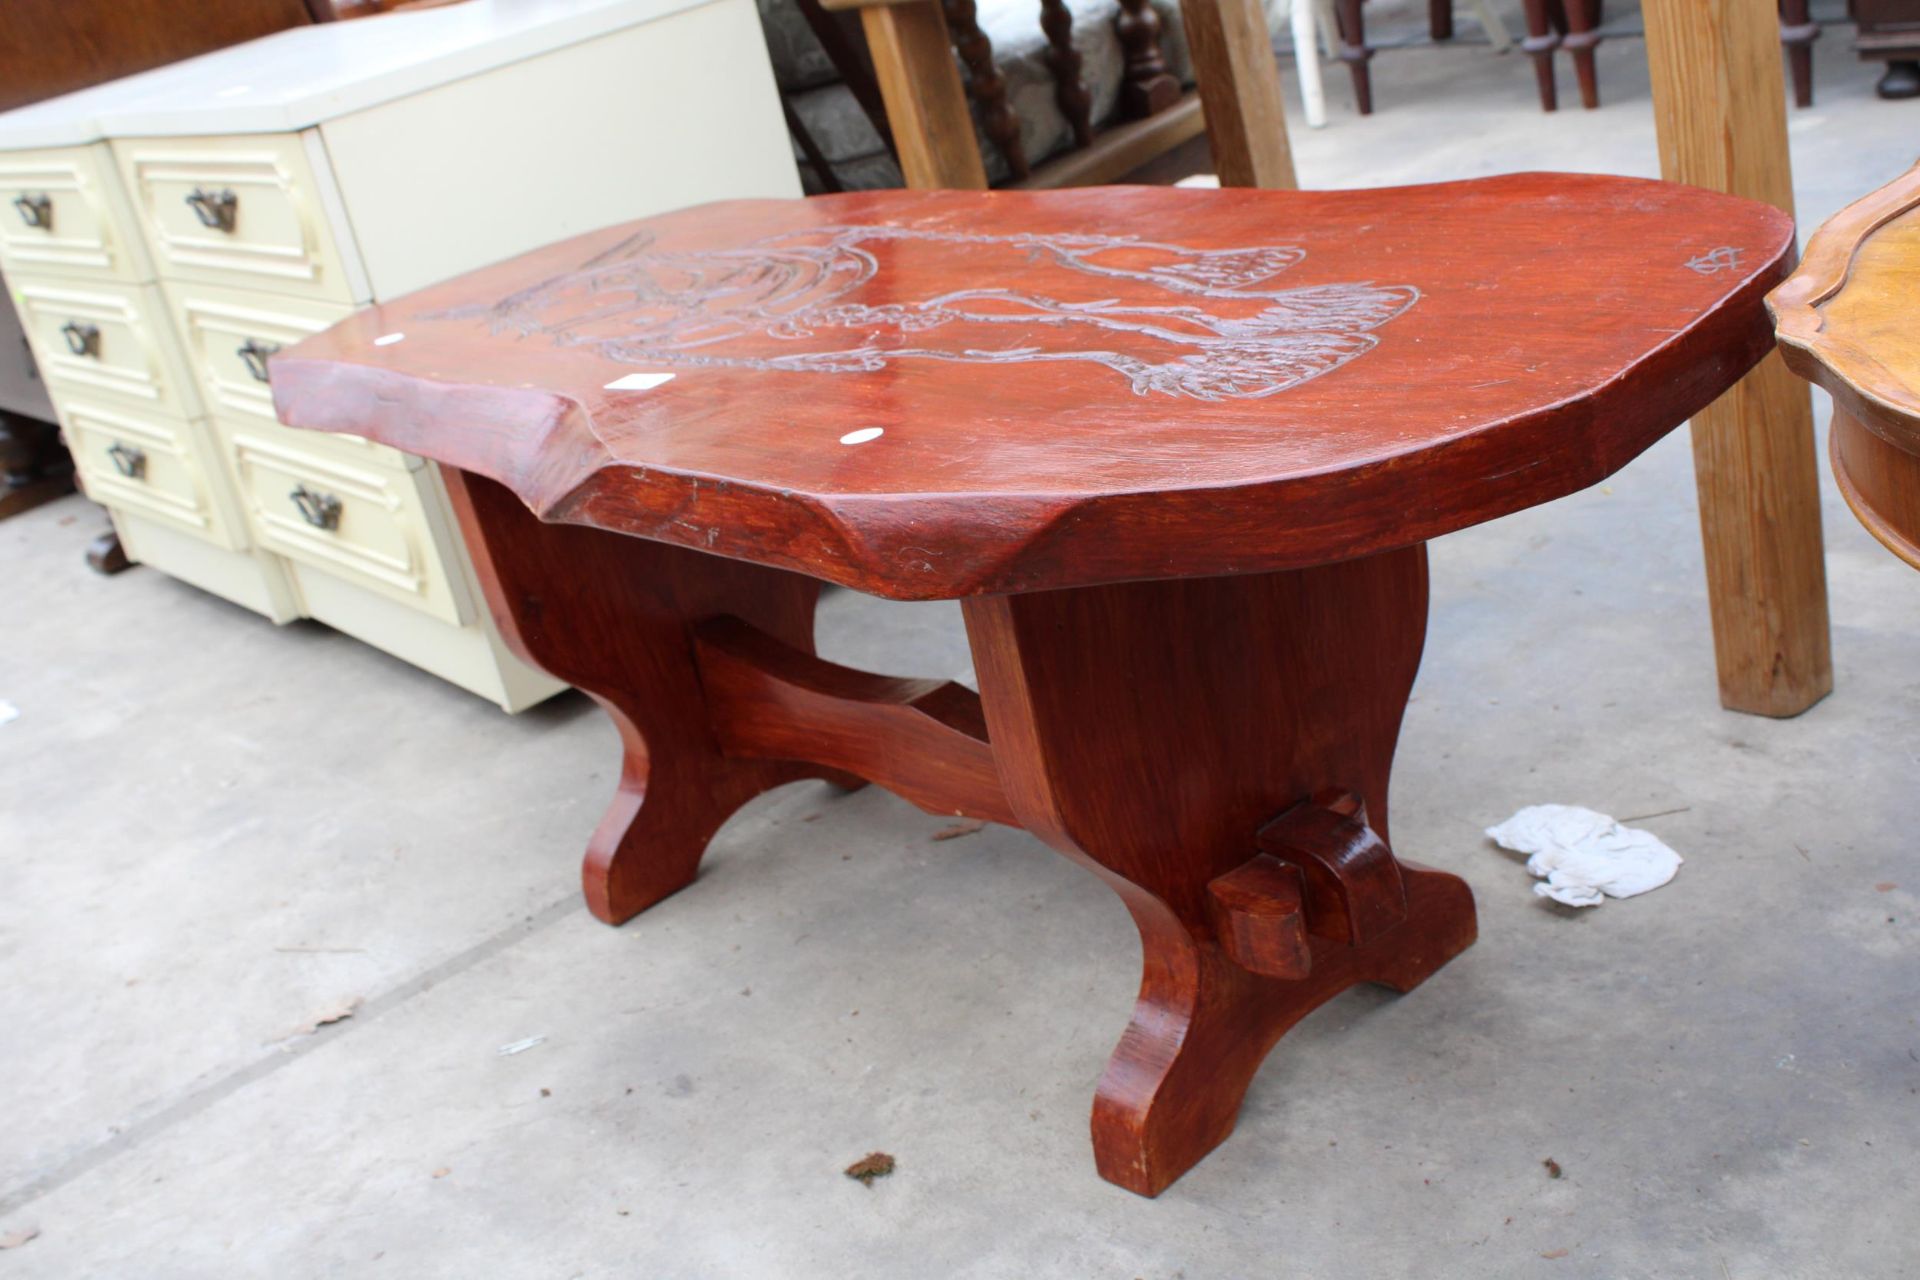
[1772,162,1920,570]
[275,177,1792,1195]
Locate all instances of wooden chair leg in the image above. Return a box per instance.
[1333,0,1373,114]
[859,0,990,189]
[1429,0,1454,40]
[1519,0,1560,110]
[444,471,856,924]
[1642,0,1832,716]
[1180,0,1300,187]
[1562,0,1602,108]
[1779,0,1818,109]
[963,546,1476,1196]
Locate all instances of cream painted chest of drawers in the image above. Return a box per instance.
[0,0,801,710]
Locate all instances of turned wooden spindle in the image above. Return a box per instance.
[942,0,1029,179]
[1778,0,1818,110]
[1038,0,1095,148]
[1333,0,1374,114]
[1116,0,1183,118]
[1559,0,1602,109]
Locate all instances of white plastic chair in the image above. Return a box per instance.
[1286,0,1514,128]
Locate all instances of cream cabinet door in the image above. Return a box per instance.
[216,416,472,626]
[65,403,242,549]
[0,145,150,282]
[13,276,202,419]
[112,133,365,303]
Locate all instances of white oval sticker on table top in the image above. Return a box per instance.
[373,332,406,347]
[605,372,676,392]
[840,427,885,445]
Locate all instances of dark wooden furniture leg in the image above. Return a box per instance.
[1333,0,1373,114]
[962,547,1476,1196]
[1778,0,1817,108]
[445,471,858,924]
[1562,0,1601,107]
[1520,0,1560,109]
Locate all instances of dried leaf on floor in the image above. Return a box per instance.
[844,1152,896,1186]
[277,997,363,1041]
[1543,1157,1562,1179]
[931,819,986,842]
[1541,1249,1569,1260]
[0,1226,40,1249]
[1876,883,1898,893]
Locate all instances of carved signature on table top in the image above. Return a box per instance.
[436,225,1422,401]
[1685,246,1744,275]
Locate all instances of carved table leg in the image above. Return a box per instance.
[446,471,854,924]
[963,546,1476,1196]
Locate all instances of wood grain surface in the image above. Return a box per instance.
[1645,0,1832,717]
[275,176,1793,599]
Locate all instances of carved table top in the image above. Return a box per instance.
[274,175,1793,598]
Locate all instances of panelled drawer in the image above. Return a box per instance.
[65,402,241,549]
[13,276,201,419]
[112,134,363,303]
[216,416,471,626]
[161,281,417,466]
[0,145,150,282]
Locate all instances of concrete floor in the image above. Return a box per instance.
[5,9,1919,1277]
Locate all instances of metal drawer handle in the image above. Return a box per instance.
[61,321,101,358]
[290,484,341,531]
[237,337,281,383]
[106,442,146,479]
[184,187,238,232]
[13,193,52,229]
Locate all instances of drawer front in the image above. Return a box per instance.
[112,134,363,303]
[161,282,416,464]
[13,277,201,419]
[0,145,148,281]
[217,417,471,626]
[65,403,240,549]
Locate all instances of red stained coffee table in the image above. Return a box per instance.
[274,176,1792,1195]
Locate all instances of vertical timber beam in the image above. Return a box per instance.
[1643,0,1833,716]
[1180,0,1298,189]
[860,0,990,190]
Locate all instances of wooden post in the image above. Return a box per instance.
[1643,0,1832,716]
[1179,0,1298,190]
[858,0,989,190]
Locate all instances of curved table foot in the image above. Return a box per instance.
[1095,857,1474,1196]
[446,471,844,924]
[964,545,1477,1195]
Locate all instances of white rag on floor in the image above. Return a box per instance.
[1486,804,1683,908]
